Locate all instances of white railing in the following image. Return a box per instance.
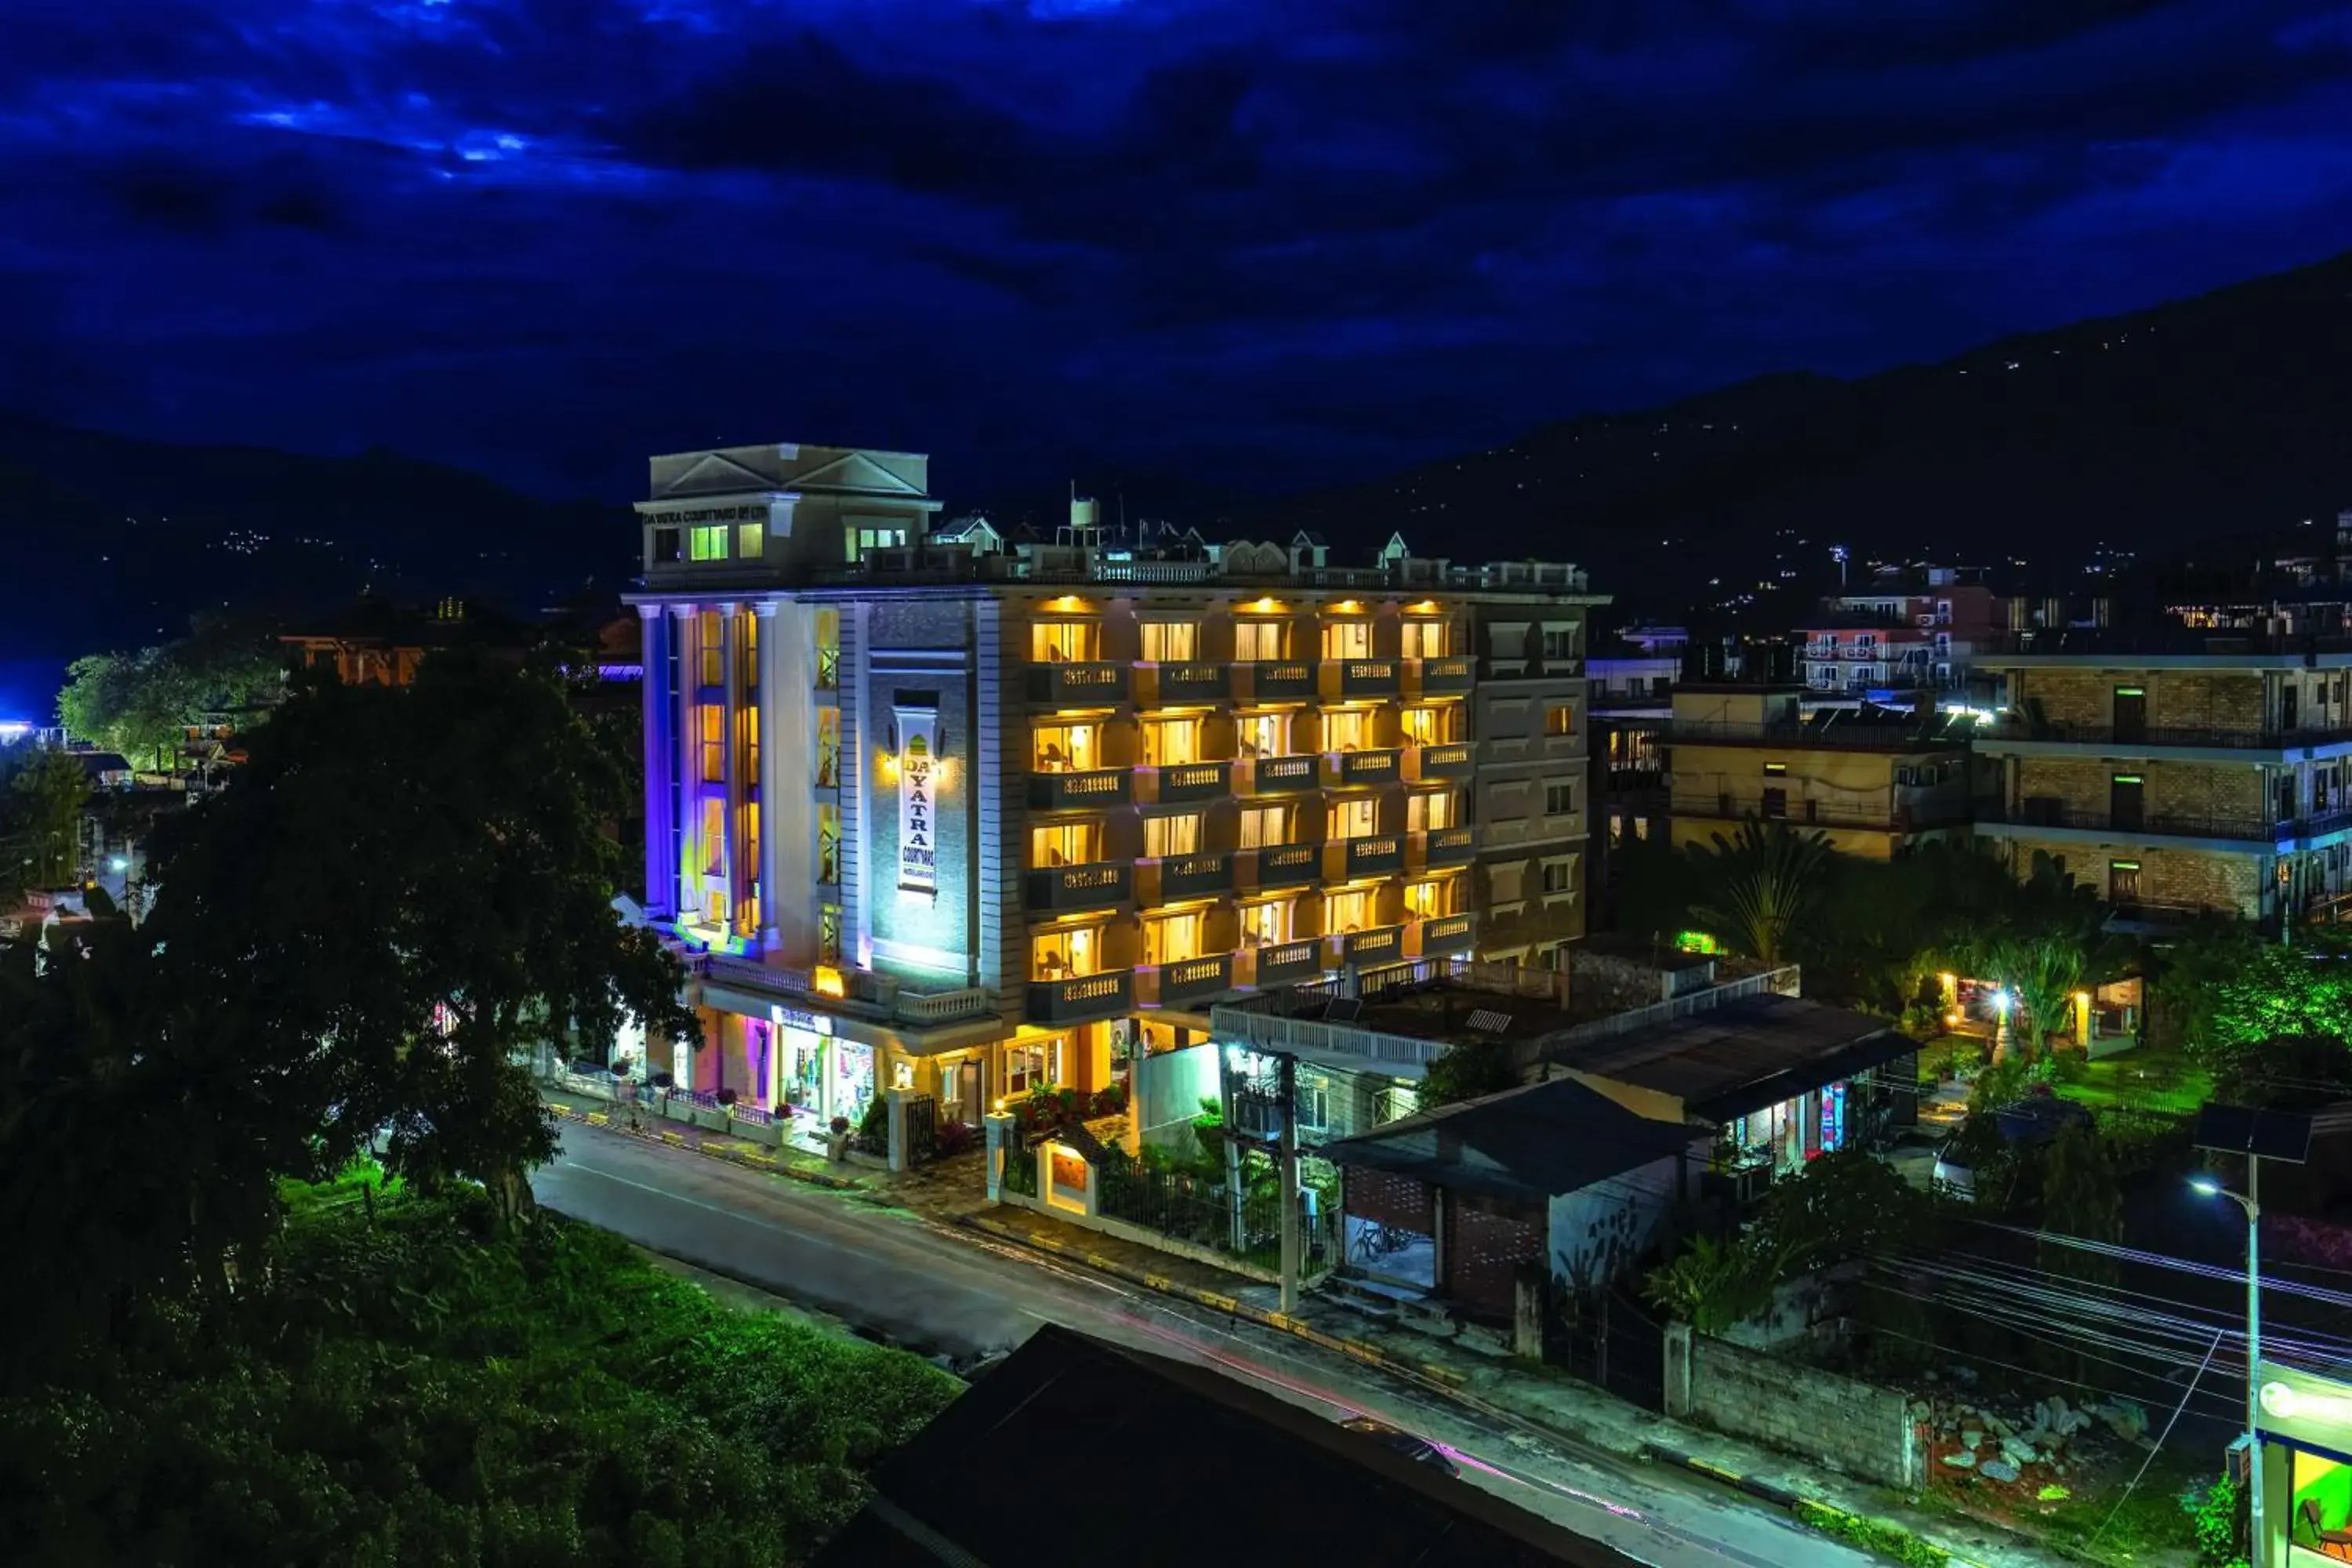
[1207,1005,1453,1069]
[696,953,993,1025]
[1514,965,1801,1067]
[895,986,995,1023]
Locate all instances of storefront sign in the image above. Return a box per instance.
[895,704,940,895]
[2258,1361,2352,1454]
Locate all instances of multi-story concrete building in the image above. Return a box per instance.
[622,441,1605,1144]
[1665,685,1975,860]
[1795,568,2005,699]
[1976,640,2352,928]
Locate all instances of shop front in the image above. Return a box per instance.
[2257,1359,2352,1568]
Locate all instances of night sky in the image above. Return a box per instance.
[8,1,2352,503]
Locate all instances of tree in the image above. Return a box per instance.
[1690,817,1833,965]
[3,745,89,890]
[1419,1039,1518,1105]
[2163,926,2352,1087]
[145,654,699,1226]
[56,633,285,770]
[1985,931,2086,1062]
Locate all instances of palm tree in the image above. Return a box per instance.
[1986,931,2085,1062]
[1692,817,1834,966]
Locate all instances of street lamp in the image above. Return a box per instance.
[2192,1171,2263,1564]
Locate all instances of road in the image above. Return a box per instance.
[539,1123,1868,1568]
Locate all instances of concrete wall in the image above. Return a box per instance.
[2014,756,2264,822]
[1547,1154,1681,1294]
[1134,1040,1219,1151]
[1995,833,2266,919]
[1664,1324,1922,1488]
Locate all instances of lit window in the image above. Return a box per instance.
[1234,620,1286,662]
[1240,898,1292,944]
[1032,820,1103,867]
[700,705,724,782]
[1142,717,1202,767]
[818,805,841,884]
[1404,879,1444,918]
[1143,811,1202,858]
[1328,797,1377,840]
[1401,620,1449,659]
[1322,619,1373,659]
[1239,804,1290,849]
[815,610,840,691]
[702,797,725,875]
[1324,887,1374,931]
[815,709,840,786]
[1145,911,1203,965]
[699,610,723,687]
[818,903,842,964]
[1239,710,1291,758]
[1140,621,1199,662]
[1032,926,1098,979]
[735,522,764,561]
[1407,790,1459,831]
[1544,702,1575,736]
[1033,721,1102,772]
[1320,708,1374,751]
[1032,619,1098,662]
[1004,1038,1064,1096]
[690,525,729,561]
[1400,706,1441,744]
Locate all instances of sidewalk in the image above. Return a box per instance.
[543,1089,865,1190]
[962,1203,2053,1568]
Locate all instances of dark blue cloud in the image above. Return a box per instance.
[3,0,2352,502]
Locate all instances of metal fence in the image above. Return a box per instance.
[1094,1162,1340,1273]
[904,1094,938,1164]
[1002,1138,1039,1197]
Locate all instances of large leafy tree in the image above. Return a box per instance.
[146,652,697,1225]
[6,745,89,889]
[1690,816,1833,965]
[56,630,284,769]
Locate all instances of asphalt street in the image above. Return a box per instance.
[538,1122,1871,1568]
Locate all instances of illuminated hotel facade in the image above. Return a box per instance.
[626,441,1604,1140]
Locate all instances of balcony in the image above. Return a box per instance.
[1242,754,1320,795]
[1138,760,1230,805]
[1236,939,1324,990]
[1673,793,1972,833]
[1667,719,1958,753]
[1405,741,1475,782]
[1325,833,1405,881]
[1979,718,2352,755]
[1409,912,1478,957]
[1137,954,1235,1009]
[1410,655,1476,697]
[1328,925,1406,967]
[1410,825,1478,869]
[1025,861,1133,912]
[1029,768,1131,809]
[695,953,993,1025]
[1324,748,1402,788]
[1324,659,1401,700]
[1026,970,1134,1025]
[1240,842,1321,889]
[1982,799,2294,845]
[1236,661,1317,703]
[1138,851,1235,905]
[1026,661,1129,706]
[1136,662,1230,707]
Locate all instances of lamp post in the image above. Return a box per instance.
[2193,1168,2263,1565]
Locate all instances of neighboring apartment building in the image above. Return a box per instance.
[622,440,1604,1144]
[1977,639,2352,927]
[1795,568,2005,699]
[1584,631,1678,930]
[1665,685,1974,859]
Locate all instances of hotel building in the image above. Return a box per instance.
[623,441,1604,1142]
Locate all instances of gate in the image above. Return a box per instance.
[904,1094,939,1165]
[1559,1289,1667,1411]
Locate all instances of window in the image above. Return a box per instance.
[1544,782,1576,816]
[818,805,841,884]
[738,804,760,924]
[1239,804,1290,849]
[1324,887,1374,932]
[1004,1038,1064,1096]
[1544,702,1575,737]
[1608,809,1624,845]
[818,903,842,965]
[702,797,725,875]
[1407,789,1459,831]
[1540,627,1577,662]
[1142,717,1203,767]
[736,521,764,561]
[1761,787,1788,818]
[1143,811,1202,858]
[1322,619,1373,659]
[1404,878,1446,918]
[738,611,760,690]
[1320,708,1374,751]
[1295,1073,1331,1133]
[1540,858,1575,895]
[653,527,681,563]
[1033,721,1102,772]
[1400,619,1449,659]
[815,709,840,786]
[1032,820,1104,867]
[2108,860,2141,904]
[741,702,760,780]
[1763,761,1788,777]
[1032,926,1098,979]
[1633,815,1650,840]
[1400,706,1440,745]
[690,525,729,561]
[815,610,840,691]
[699,610,723,687]
[1032,620,1098,662]
[1239,710,1291,758]
[700,705,724,782]
[1328,797,1377,840]
[1239,898,1292,945]
[1144,911,1203,966]
[1233,619,1287,662]
[1140,621,1198,662]
[851,526,906,559]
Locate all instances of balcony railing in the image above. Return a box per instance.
[1026,661,1129,705]
[1982,719,2352,752]
[1328,925,1405,967]
[1138,851,1234,904]
[1324,659,1400,700]
[1410,825,1478,868]
[1025,861,1133,911]
[1137,953,1235,1009]
[1236,661,1317,702]
[1325,834,1405,880]
[695,953,993,1024]
[1026,970,1134,1024]
[1404,741,1475,782]
[1029,767,1131,809]
[1409,912,1478,957]
[1987,800,2289,844]
[1668,720,1958,752]
[1135,662,1230,706]
[1410,655,1476,696]
[1241,754,1320,795]
[1236,939,1323,990]
[1138,760,1231,805]
[1673,793,1972,832]
[1239,842,1322,889]
[1324,748,1401,787]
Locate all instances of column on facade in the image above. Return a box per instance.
[639,606,675,917]
[755,601,784,951]
[719,602,746,942]
[670,605,699,923]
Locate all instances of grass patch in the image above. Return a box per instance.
[1794,1498,1948,1568]
[2053,1047,2211,1117]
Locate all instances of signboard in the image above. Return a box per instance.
[895,704,939,895]
[2256,1361,2352,1456]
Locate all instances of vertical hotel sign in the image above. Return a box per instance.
[895,702,940,896]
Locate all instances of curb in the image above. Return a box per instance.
[956,1210,1468,1389]
[546,1099,866,1192]
[1641,1445,1989,1568]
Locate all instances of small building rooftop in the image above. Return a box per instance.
[1547,993,1917,1123]
[1321,1076,1700,1203]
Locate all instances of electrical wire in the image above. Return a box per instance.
[2087,1327,2226,1553]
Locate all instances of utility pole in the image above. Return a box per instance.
[1278,1051,1301,1315]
